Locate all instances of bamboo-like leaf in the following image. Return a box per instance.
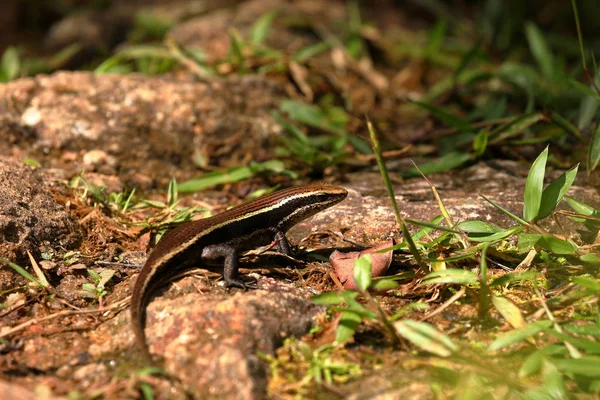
[394,319,458,357]
[250,11,277,46]
[552,357,600,377]
[353,255,372,293]
[406,218,460,234]
[537,235,578,255]
[466,226,522,243]
[523,146,548,221]
[565,196,598,216]
[421,269,479,286]
[311,292,346,305]
[412,101,474,132]
[492,296,525,329]
[525,23,555,80]
[1,46,20,81]
[489,113,544,144]
[588,122,600,172]
[335,311,362,344]
[549,111,581,139]
[458,221,503,233]
[488,320,552,351]
[537,164,579,220]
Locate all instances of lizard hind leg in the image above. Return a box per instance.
[201,244,258,289]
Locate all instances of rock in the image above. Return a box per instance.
[0,72,288,188]
[0,157,83,293]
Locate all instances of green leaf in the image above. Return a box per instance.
[426,20,446,59]
[525,23,555,80]
[458,221,503,234]
[454,41,481,81]
[488,320,553,351]
[280,100,326,128]
[490,271,539,287]
[167,178,178,206]
[537,164,579,220]
[573,276,600,293]
[370,277,399,291]
[139,382,155,400]
[292,42,331,63]
[412,101,474,132]
[0,257,42,287]
[549,111,581,139]
[178,161,290,193]
[311,292,347,305]
[353,255,372,292]
[22,158,41,168]
[251,11,277,46]
[480,194,528,225]
[394,319,458,357]
[517,233,541,253]
[466,226,522,243]
[421,269,479,286]
[402,152,472,177]
[565,196,598,216]
[1,46,20,82]
[578,93,599,131]
[520,350,544,378]
[523,146,548,221]
[228,30,245,66]
[580,253,600,265]
[588,121,600,171]
[492,296,525,329]
[537,235,578,255]
[272,110,310,144]
[552,357,600,377]
[489,113,544,144]
[406,219,460,234]
[570,78,598,97]
[524,360,568,400]
[549,331,600,354]
[473,130,488,155]
[335,311,362,344]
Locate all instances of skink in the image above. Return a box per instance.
[131,183,348,360]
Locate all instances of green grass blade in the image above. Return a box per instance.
[480,194,528,225]
[1,257,42,287]
[367,118,424,269]
[402,152,472,178]
[405,218,461,234]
